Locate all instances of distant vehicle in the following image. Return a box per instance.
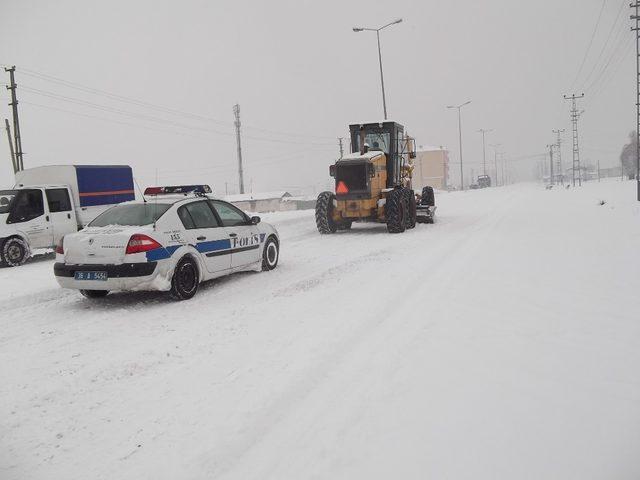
[469,184,479,190]
[53,185,280,300]
[477,175,491,188]
[315,121,419,234]
[0,165,135,266]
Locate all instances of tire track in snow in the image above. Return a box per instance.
[199,189,525,479]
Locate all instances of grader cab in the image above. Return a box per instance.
[315,121,418,233]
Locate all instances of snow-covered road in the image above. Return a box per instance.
[2,181,639,479]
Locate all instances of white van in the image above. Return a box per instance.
[0,165,135,266]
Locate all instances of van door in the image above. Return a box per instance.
[7,189,53,248]
[46,188,77,245]
[210,200,260,268]
[177,201,232,274]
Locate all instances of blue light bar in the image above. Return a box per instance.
[144,185,212,195]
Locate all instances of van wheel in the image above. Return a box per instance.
[262,236,279,271]
[2,237,30,267]
[80,290,109,299]
[170,256,199,300]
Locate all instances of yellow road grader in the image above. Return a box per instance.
[316,121,433,234]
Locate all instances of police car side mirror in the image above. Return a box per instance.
[250,216,261,225]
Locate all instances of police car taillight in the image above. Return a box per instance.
[126,234,162,254]
[55,237,64,255]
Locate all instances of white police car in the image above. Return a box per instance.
[53,185,280,300]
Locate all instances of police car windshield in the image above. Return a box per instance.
[89,203,171,227]
[0,190,17,214]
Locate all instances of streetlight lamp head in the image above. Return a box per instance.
[353,27,363,32]
[393,18,403,24]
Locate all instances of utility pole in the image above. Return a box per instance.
[5,119,17,174]
[597,159,601,182]
[552,128,565,185]
[5,66,24,171]
[233,104,245,194]
[490,143,501,186]
[478,128,493,176]
[632,2,640,199]
[546,144,554,185]
[502,154,507,185]
[563,93,584,187]
[338,137,344,158]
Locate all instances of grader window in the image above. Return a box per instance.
[336,164,368,192]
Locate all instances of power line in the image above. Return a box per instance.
[18,66,337,141]
[583,23,633,96]
[571,0,607,90]
[18,85,336,146]
[578,0,628,91]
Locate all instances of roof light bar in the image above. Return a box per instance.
[143,185,212,196]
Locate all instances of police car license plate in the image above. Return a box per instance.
[75,271,108,281]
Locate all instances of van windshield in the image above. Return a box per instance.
[89,203,171,227]
[0,190,18,214]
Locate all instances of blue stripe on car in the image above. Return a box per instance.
[195,239,231,253]
[145,239,232,261]
[146,245,181,261]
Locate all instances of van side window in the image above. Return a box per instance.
[46,189,72,212]
[7,189,44,223]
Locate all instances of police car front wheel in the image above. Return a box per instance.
[170,256,199,300]
[262,236,279,271]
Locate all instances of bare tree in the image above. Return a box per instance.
[620,131,637,179]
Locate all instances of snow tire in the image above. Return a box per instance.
[405,189,416,229]
[170,256,199,300]
[386,188,407,233]
[1,237,30,267]
[316,191,337,234]
[262,236,279,271]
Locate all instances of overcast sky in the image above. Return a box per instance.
[0,0,634,194]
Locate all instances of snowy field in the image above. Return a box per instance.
[1,180,639,480]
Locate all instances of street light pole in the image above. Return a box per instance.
[353,19,402,120]
[447,101,472,190]
[375,30,387,119]
[478,128,493,176]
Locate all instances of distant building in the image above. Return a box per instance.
[413,146,449,191]
[225,191,294,213]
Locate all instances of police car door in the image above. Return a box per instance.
[210,200,260,268]
[177,200,231,274]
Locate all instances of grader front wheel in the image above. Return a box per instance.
[386,189,407,233]
[315,191,338,234]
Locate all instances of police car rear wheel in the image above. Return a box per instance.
[262,237,279,271]
[170,256,199,300]
[80,289,109,299]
